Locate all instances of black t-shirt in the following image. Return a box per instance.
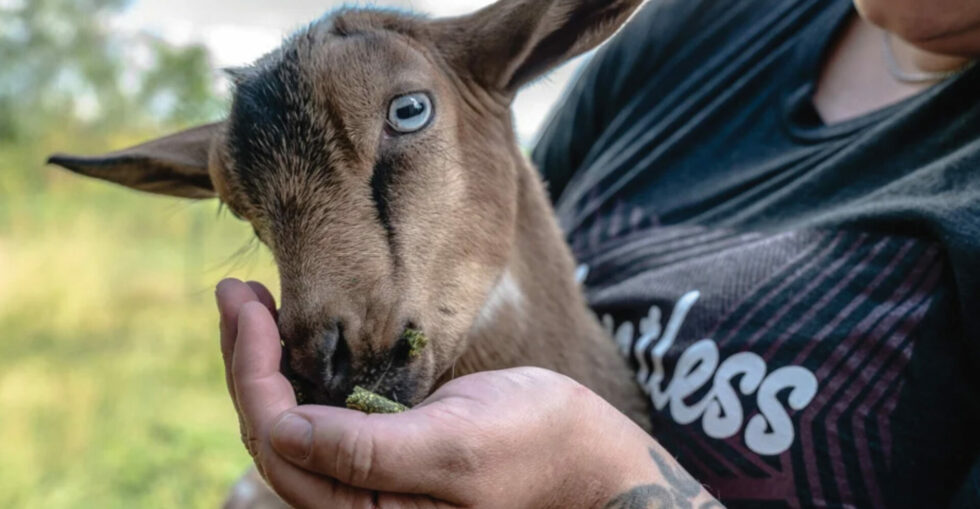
[532,0,980,507]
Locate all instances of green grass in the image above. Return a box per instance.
[0,156,280,508]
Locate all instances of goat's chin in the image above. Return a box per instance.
[287,367,436,410]
[298,384,424,409]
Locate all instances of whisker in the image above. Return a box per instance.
[370,357,395,393]
[211,234,262,276]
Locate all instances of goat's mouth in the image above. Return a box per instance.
[280,325,432,409]
[284,370,419,408]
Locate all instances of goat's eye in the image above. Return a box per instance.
[387,93,433,134]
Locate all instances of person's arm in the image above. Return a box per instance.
[216,278,722,508]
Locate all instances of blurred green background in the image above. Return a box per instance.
[0,0,278,506]
[0,0,574,505]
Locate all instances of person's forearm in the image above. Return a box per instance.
[600,444,722,508]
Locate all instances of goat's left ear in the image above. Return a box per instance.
[436,0,642,94]
[47,122,223,199]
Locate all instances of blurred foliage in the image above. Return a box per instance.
[0,0,223,142]
[0,0,278,507]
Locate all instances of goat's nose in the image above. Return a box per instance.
[281,320,427,406]
[280,321,353,406]
[322,323,353,403]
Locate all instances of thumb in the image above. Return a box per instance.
[268,404,477,503]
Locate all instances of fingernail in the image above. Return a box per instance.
[271,413,312,460]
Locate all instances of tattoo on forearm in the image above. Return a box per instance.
[604,448,721,509]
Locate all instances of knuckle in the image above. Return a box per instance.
[443,434,482,477]
[220,338,234,363]
[241,426,261,458]
[335,425,378,485]
[247,436,262,457]
[230,357,252,379]
[422,410,485,479]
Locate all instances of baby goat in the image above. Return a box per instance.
[49,0,649,450]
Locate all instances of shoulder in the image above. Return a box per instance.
[591,0,824,100]
[607,0,819,53]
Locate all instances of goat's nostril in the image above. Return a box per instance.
[321,331,353,405]
[391,324,427,366]
[280,346,314,405]
[278,321,354,406]
[392,337,411,365]
[328,324,351,381]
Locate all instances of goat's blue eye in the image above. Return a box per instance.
[387,93,433,133]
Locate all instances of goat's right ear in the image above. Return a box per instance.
[47,122,223,199]
[435,0,642,94]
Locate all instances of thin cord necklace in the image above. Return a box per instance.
[882,32,975,84]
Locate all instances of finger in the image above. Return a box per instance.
[253,426,454,509]
[232,301,297,448]
[268,404,477,502]
[376,492,455,509]
[216,278,262,434]
[246,280,278,320]
[258,438,458,509]
[253,438,368,509]
[216,278,260,378]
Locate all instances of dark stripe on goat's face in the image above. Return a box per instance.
[226,43,334,205]
[371,154,397,256]
[225,28,407,260]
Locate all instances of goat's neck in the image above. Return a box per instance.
[451,147,649,426]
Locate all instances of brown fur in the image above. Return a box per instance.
[50,0,649,505]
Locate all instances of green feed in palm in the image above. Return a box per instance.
[346,386,408,414]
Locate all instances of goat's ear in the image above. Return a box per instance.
[47,122,223,199]
[436,0,642,94]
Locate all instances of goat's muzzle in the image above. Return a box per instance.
[280,320,426,408]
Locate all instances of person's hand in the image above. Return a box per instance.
[216,278,721,508]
